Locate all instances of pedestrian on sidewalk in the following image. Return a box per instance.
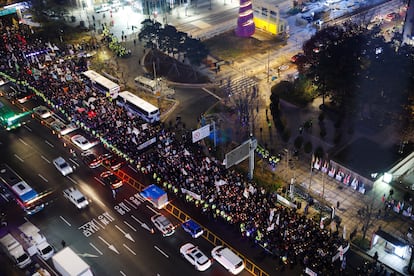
[336,201,340,209]
[61,240,66,248]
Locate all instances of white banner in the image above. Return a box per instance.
[192,124,210,143]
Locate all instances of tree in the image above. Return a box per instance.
[357,194,379,243]
[301,23,414,138]
[139,20,209,66]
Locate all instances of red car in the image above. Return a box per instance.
[99,171,123,190]
[290,53,306,63]
[102,156,124,171]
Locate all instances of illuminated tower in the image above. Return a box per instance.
[235,0,255,37]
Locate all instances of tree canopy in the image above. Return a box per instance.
[139,20,209,65]
[299,23,414,127]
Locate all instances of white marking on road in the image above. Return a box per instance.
[0,193,9,202]
[23,125,32,132]
[18,138,28,146]
[78,253,99,258]
[124,199,138,209]
[14,154,24,162]
[115,225,134,242]
[146,205,159,215]
[154,245,169,258]
[38,174,48,182]
[59,216,72,226]
[124,221,137,232]
[69,158,79,167]
[89,242,103,255]
[67,176,77,185]
[41,155,51,163]
[202,87,222,100]
[44,140,54,148]
[128,164,137,173]
[123,244,136,255]
[131,215,153,232]
[98,236,119,254]
[120,271,127,276]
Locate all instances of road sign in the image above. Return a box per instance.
[192,124,210,143]
[225,140,251,169]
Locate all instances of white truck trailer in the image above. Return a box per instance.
[52,247,93,276]
[18,221,55,260]
[0,233,32,268]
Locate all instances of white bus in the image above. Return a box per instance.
[117,91,160,123]
[134,76,161,94]
[82,70,120,99]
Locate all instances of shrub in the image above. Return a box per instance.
[314,146,324,158]
[304,141,313,153]
[294,136,304,149]
[320,128,327,138]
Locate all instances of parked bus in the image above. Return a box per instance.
[134,75,161,94]
[116,91,160,123]
[82,70,120,99]
[0,98,32,130]
[0,164,44,215]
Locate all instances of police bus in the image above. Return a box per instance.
[0,164,44,215]
[82,70,120,99]
[134,75,161,94]
[117,91,160,123]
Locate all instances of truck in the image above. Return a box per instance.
[18,221,54,260]
[52,247,93,276]
[140,184,168,209]
[0,233,32,268]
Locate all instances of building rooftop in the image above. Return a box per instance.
[332,137,413,180]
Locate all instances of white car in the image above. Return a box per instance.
[63,187,89,209]
[180,243,212,271]
[151,214,175,237]
[50,120,78,135]
[33,105,52,119]
[211,246,245,275]
[70,134,98,151]
[53,157,73,176]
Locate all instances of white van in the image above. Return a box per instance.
[211,246,245,275]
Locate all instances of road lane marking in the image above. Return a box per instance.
[154,245,169,258]
[115,225,134,242]
[23,125,32,132]
[120,271,127,276]
[124,199,138,209]
[38,174,48,182]
[69,158,79,167]
[124,221,137,232]
[0,193,9,202]
[44,140,54,148]
[59,216,72,226]
[98,236,119,254]
[128,164,137,173]
[89,242,103,255]
[67,176,77,185]
[18,138,28,146]
[14,154,24,162]
[146,205,159,215]
[41,155,51,163]
[123,244,136,256]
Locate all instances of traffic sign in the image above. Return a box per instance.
[192,124,210,143]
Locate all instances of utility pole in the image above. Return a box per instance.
[267,51,270,83]
[308,155,314,192]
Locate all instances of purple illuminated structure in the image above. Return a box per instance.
[235,0,255,37]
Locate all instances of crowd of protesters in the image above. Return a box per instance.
[0,23,348,274]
